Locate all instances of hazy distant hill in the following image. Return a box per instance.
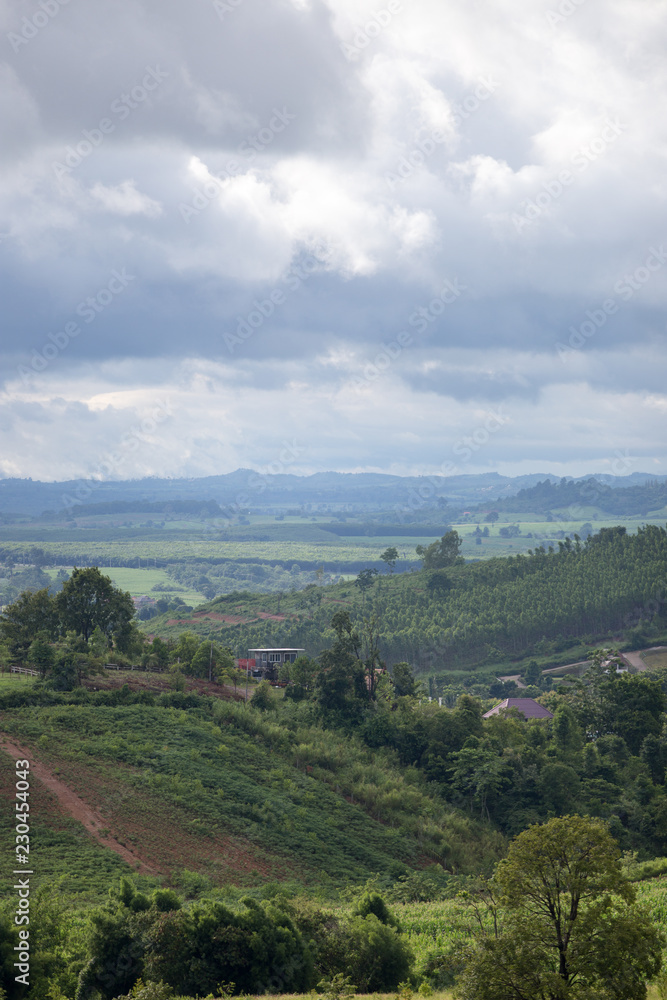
[1,470,664,518]
[487,477,667,516]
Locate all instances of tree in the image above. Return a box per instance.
[521,659,542,686]
[283,654,319,700]
[170,632,200,672]
[380,547,399,573]
[142,637,170,671]
[188,641,234,682]
[415,530,462,570]
[28,631,55,678]
[485,511,499,522]
[361,613,385,697]
[391,662,418,698]
[317,611,367,721]
[355,567,378,600]
[458,815,663,1000]
[51,632,96,689]
[89,625,110,660]
[426,570,452,595]
[0,588,58,658]
[55,567,134,643]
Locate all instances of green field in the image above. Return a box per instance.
[1,513,665,575]
[642,649,667,670]
[44,566,208,606]
[0,671,37,688]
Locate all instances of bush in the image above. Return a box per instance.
[341,914,414,992]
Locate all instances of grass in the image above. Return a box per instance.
[642,649,667,670]
[0,693,503,899]
[44,566,208,607]
[0,671,38,688]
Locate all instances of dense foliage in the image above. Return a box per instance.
[458,816,663,1000]
[491,476,667,515]
[182,524,667,669]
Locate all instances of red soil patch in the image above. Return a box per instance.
[0,734,156,874]
[0,735,286,884]
[83,671,246,701]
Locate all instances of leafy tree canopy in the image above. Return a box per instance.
[459,814,664,1000]
[416,530,463,570]
[55,567,134,642]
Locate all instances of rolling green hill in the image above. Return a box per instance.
[0,689,502,901]
[142,524,667,672]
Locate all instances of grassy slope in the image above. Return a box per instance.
[0,691,503,902]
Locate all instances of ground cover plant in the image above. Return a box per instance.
[0,690,503,900]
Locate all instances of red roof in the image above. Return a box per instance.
[483,698,553,720]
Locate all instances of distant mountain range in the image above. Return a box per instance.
[488,477,667,517]
[0,470,665,518]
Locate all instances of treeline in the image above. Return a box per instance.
[0,879,413,1000]
[41,499,223,518]
[261,621,667,857]
[490,476,667,515]
[321,523,451,536]
[206,525,667,668]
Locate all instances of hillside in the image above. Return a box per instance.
[0,685,502,901]
[142,524,667,673]
[1,470,664,518]
[487,477,667,516]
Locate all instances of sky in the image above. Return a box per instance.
[0,0,666,483]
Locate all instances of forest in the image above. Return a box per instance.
[2,522,667,999]
[141,524,667,674]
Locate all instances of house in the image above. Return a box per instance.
[483,698,553,720]
[247,647,305,678]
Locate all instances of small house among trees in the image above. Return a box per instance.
[483,697,553,720]
[247,647,305,678]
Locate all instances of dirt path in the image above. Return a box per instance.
[0,735,157,874]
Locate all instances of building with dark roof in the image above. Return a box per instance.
[483,697,553,720]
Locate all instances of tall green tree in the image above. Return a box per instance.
[28,631,55,678]
[379,547,399,573]
[189,641,234,681]
[0,588,58,658]
[55,567,134,643]
[317,612,367,721]
[458,815,663,1000]
[415,530,462,570]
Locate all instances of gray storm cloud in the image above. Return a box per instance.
[0,0,665,479]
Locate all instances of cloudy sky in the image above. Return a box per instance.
[1,0,666,483]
